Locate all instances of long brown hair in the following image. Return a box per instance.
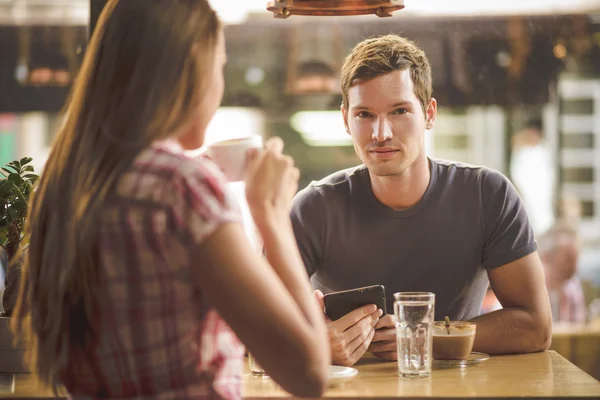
[12,0,221,389]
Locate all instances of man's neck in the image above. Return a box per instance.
[369,155,431,211]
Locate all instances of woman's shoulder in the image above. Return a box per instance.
[142,140,225,181]
[141,140,227,188]
[118,140,231,209]
[124,141,241,242]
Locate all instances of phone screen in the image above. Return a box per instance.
[323,285,387,321]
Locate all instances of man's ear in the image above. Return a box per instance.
[425,98,437,130]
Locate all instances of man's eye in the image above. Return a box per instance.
[393,108,408,115]
[357,111,372,118]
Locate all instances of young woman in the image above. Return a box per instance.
[12,1,329,398]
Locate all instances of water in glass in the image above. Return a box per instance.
[248,353,268,377]
[395,293,435,378]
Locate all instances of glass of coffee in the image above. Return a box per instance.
[432,321,476,360]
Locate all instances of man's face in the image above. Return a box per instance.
[342,69,436,177]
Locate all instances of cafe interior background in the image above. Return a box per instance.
[0,0,599,380]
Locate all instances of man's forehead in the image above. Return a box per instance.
[347,69,417,108]
[347,89,419,110]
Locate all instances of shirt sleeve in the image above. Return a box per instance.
[290,184,325,277]
[172,156,242,247]
[480,168,538,269]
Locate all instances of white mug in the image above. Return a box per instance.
[205,136,263,182]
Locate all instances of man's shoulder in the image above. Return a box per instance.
[292,165,367,210]
[433,158,510,188]
[434,158,488,175]
[312,165,367,188]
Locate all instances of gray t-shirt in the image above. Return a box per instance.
[291,159,538,321]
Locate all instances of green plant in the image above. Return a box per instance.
[0,157,39,263]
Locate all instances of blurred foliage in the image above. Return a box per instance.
[0,157,38,263]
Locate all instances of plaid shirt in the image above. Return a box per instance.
[63,140,245,399]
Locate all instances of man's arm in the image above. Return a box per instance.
[471,252,552,354]
[475,167,552,354]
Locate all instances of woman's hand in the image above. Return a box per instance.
[244,137,299,223]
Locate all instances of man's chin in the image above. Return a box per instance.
[367,164,405,177]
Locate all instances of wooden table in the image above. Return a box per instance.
[0,351,598,398]
[244,351,600,399]
[551,321,600,381]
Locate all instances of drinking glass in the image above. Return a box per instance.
[248,352,267,377]
[394,292,435,378]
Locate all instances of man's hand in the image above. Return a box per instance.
[368,314,397,361]
[315,290,382,366]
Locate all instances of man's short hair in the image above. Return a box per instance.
[340,35,432,113]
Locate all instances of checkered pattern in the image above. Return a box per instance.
[63,140,245,400]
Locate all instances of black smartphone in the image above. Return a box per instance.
[323,285,387,321]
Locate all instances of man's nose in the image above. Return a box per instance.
[372,118,393,142]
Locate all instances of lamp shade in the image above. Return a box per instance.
[267,0,405,18]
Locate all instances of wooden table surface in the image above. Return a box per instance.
[0,351,598,399]
[550,321,600,381]
[243,351,600,399]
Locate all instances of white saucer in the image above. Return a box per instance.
[327,365,358,387]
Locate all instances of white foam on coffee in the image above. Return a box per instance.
[433,327,475,336]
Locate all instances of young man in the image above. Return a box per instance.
[291,35,552,367]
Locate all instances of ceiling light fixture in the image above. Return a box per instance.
[266,0,405,19]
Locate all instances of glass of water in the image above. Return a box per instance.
[394,292,435,378]
[248,352,268,377]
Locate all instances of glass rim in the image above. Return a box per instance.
[393,291,435,299]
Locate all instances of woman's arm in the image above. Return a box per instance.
[191,137,330,397]
[192,219,329,397]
